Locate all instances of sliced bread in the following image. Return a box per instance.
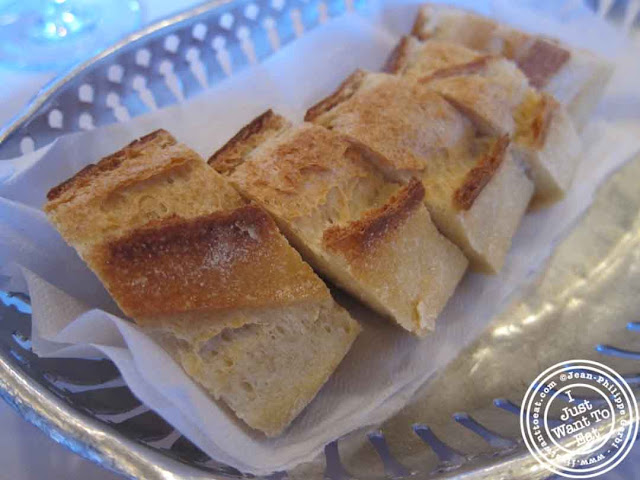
[306,71,534,273]
[210,111,468,336]
[44,130,360,436]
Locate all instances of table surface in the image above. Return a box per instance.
[1,1,639,479]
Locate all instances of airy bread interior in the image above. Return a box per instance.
[210,113,468,335]
[44,130,360,436]
[156,300,358,436]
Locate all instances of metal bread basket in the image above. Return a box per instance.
[1,0,640,478]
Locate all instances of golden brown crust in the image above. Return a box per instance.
[412,4,498,47]
[208,110,290,175]
[418,56,494,82]
[412,5,561,72]
[221,123,388,220]
[383,36,413,74]
[322,178,425,260]
[308,71,473,173]
[515,91,559,149]
[304,70,368,122]
[95,206,329,319]
[454,135,510,210]
[529,93,558,148]
[410,6,431,39]
[516,39,570,89]
[44,129,245,255]
[47,130,176,201]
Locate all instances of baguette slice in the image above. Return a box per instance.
[306,71,534,273]
[411,3,614,129]
[44,130,360,436]
[387,37,582,206]
[210,111,468,336]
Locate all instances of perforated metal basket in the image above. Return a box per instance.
[1,1,640,479]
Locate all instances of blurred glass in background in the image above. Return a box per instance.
[0,0,142,70]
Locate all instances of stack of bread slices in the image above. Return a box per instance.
[44,4,612,437]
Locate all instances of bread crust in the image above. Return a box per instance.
[213,114,469,331]
[322,178,425,260]
[454,135,510,210]
[215,121,394,222]
[45,130,245,257]
[307,71,474,173]
[208,109,290,175]
[411,4,571,91]
[410,5,430,38]
[383,36,413,74]
[385,34,580,207]
[411,3,484,40]
[516,39,570,89]
[306,70,515,210]
[305,70,368,122]
[412,4,498,46]
[95,206,329,319]
[529,93,558,148]
[418,56,494,83]
[426,75,517,136]
[47,130,176,202]
[409,3,613,131]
